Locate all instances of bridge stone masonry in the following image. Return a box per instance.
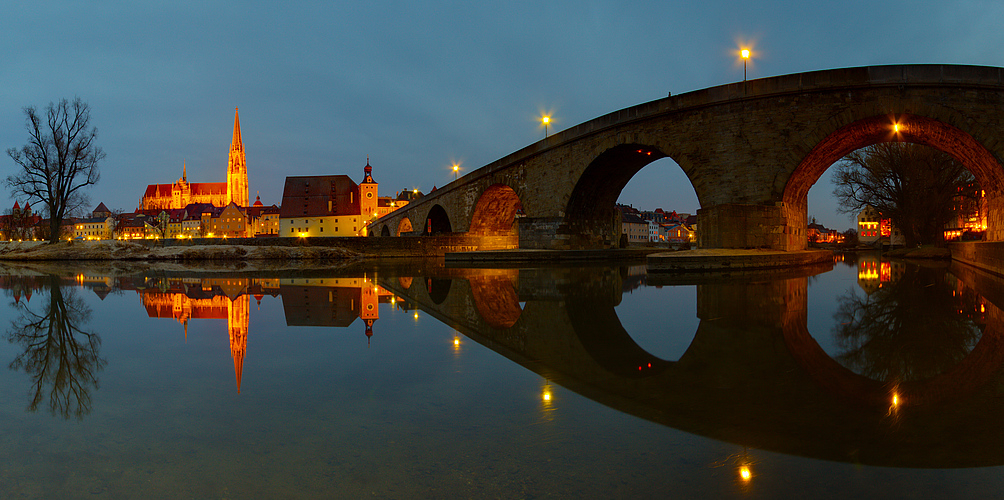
[373,64,1004,252]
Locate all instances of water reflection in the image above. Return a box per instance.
[835,261,985,382]
[5,275,104,420]
[5,257,1004,471]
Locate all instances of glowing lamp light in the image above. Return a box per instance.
[741,49,750,59]
[454,337,460,347]
[739,465,752,482]
[893,123,901,133]
[542,115,551,138]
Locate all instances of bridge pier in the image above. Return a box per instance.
[517,216,622,250]
[698,203,805,251]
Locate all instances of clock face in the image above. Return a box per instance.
[366,192,374,198]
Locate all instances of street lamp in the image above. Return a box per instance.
[741,49,750,81]
[453,163,459,180]
[542,115,550,138]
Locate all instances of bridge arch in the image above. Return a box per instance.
[376,66,1004,252]
[469,184,522,236]
[396,217,413,236]
[564,144,696,247]
[380,225,390,237]
[424,205,452,235]
[469,274,522,328]
[784,114,1004,248]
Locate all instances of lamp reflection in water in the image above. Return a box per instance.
[539,378,555,422]
[712,446,757,492]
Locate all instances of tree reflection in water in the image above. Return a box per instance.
[6,276,104,420]
[832,264,984,382]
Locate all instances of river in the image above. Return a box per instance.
[1,254,1002,498]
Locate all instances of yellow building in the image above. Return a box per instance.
[203,202,250,238]
[279,160,403,237]
[73,203,115,240]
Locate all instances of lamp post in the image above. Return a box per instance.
[542,115,550,138]
[453,163,459,180]
[741,49,750,81]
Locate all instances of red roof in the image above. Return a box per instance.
[279,175,360,218]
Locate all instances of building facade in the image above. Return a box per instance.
[279,161,399,237]
[140,108,248,211]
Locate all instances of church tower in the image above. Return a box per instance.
[360,158,379,219]
[227,108,249,207]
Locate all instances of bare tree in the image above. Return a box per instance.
[832,142,973,246]
[7,275,104,420]
[6,98,105,243]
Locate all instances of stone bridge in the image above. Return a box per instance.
[372,64,1004,251]
[376,261,1004,468]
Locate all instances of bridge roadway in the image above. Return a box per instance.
[372,64,1004,252]
[377,260,1004,468]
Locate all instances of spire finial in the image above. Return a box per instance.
[232,107,243,151]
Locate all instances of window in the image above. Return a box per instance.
[290,228,294,234]
[320,227,324,233]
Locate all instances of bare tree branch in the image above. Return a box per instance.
[832,143,972,245]
[6,98,104,243]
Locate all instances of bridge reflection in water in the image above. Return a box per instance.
[375,258,1004,470]
[5,257,1004,472]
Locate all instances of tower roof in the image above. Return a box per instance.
[231,107,243,151]
[362,157,376,184]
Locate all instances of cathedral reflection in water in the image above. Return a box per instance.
[17,273,400,393]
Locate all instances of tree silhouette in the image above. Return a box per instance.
[831,265,983,382]
[7,275,104,419]
[832,143,973,245]
[6,98,104,243]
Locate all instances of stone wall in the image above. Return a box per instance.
[130,234,518,257]
[949,242,1004,277]
[697,204,788,249]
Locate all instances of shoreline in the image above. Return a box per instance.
[0,240,361,261]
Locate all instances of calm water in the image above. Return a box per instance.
[2,255,1004,498]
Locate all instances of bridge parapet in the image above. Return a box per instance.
[375,64,1004,252]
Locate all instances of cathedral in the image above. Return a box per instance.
[140,108,249,210]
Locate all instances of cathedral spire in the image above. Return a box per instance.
[182,160,187,182]
[232,107,243,152]
[227,107,249,207]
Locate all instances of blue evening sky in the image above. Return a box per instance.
[3,1,1002,231]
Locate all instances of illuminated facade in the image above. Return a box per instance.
[279,160,407,237]
[857,206,905,246]
[139,277,279,393]
[279,275,392,343]
[857,255,906,294]
[134,275,394,392]
[203,202,250,238]
[140,109,249,211]
[944,182,987,241]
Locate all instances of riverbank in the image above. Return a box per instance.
[0,240,360,261]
